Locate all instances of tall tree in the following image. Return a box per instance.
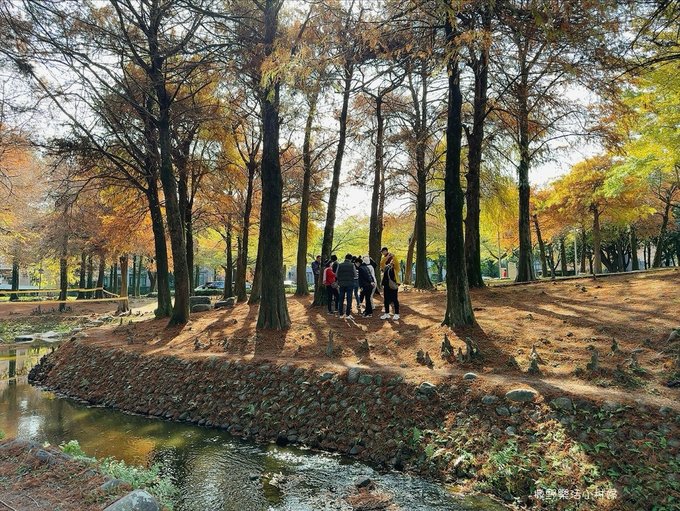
[255,0,290,329]
[442,8,475,327]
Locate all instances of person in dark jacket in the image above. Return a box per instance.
[311,255,321,288]
[330,254,339,273]
[335,253,357,319]
[357,257,375,317]
[380,255,400,320]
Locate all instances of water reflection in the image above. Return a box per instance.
[0,349,501,511]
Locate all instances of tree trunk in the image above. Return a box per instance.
[320,61,353,263]
[224,220,233,299]
[369,95,385,273]
[150,51,190,325]
[533,214,548,277]
[296,84,320,297]
[131,255,138,299]
[560,237,568,276]
[404,224,416,286]
[112,262,118,294]
[652,201,672,268]
[117,254,129,313]
[516,58,535,282]
[86,254,94,298]
[580,229,587,273]
[236,161,256,302]
[413,61,433,291]
[148,269,157,294]
[95,254,105,298]
[76,252,87,299]
[146,182,172,317]
[464,8,490,289]
[592,206,602,274]
[186,210,195,295]
[248,238,263,305]
[256,0,290,329]
[135,256,142,296]
[442,18,475,327]
[59,255,68,312]
[10,257,19,301]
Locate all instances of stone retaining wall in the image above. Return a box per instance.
[29,340,449,472]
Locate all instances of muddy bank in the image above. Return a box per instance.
[0,439,131,510]
[29,340,680,510]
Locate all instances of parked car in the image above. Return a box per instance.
[194,281,225,292]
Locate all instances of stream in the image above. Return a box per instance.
[0,345,504,511]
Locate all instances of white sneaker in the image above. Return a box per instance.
[339,314,346,319]
[346,314,354,320]
[380,313,391,320]
[392,314,400,321]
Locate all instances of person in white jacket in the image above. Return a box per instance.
[362,255,376,314]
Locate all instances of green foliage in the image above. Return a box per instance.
[60,440,178,509]
[0,429,5,440]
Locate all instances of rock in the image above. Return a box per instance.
[495,406,510,417]
[505,426,516,436]
[481,395,499,405]
[505,388,538,402]
[355,476,374,489]
[416,382,437,396]
[463,372,478,380]
[347,367,361,384]
[667,329,679,343]
[358,374,373,385]
[602,401,622,412]
[101,478,127,491]
[551,397,573,411]
[191,304,211,313]
[215,297,237,309]
[38,331,61,339]
[189,296,211,306]
[349,445,365,455]
[103,490,159,511]
[659,406,673,416]
[319,371,336,381]
[33,449,54,463]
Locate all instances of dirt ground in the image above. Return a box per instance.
[0,440,128,511]
[39,268,678,411]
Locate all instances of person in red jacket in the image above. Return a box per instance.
[322,260,339,314]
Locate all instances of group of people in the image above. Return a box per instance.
[311,247,401,320]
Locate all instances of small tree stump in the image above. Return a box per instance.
[441,334,453,359]
[530,344,545,364]
[527,357,541,375]
[586,350,599,372]
[326,330,335,358]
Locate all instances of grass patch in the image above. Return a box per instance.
[60,440,178,509]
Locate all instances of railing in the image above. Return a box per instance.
[0,287,128,305]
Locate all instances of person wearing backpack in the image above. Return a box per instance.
[380,254,400,321]
[358,256,375,317]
